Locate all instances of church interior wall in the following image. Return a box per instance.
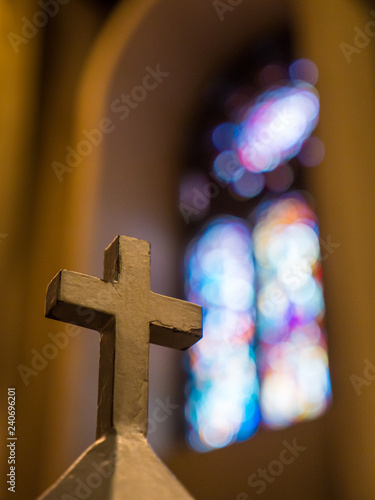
[1,0,374,498]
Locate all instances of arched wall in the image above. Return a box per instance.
[69,0,288,460]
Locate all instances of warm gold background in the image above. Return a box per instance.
[1,1,375,499]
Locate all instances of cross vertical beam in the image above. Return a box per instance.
[105,237,151,436]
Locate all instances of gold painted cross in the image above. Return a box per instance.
[45,235,202,439]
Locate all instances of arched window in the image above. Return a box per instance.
[180,32,331,452]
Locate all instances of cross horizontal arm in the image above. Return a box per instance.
[149,292,202,350]
[45,269,116,331]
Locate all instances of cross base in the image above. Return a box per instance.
[37,432,195,500]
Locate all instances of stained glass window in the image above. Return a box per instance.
[181,36,332,452]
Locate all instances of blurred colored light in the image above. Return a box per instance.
[298,136,325,167]
[186,59,330,451]
[289,59,319,86]
[265,164,294,192]
[253,194,331,427]
[235,84,320,173]
[213,151,244,183]
[231,171,265,199]
[212,122,237,151]
[185,217,259,451]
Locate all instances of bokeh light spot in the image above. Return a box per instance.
[289,58,319,86]
[231,171,265,199]
[298,136,325,167]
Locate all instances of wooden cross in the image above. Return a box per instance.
[45,235,202,439]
